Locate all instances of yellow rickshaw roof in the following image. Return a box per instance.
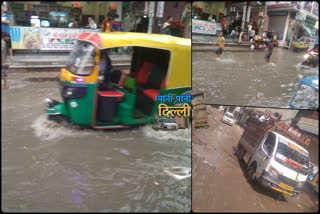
[78,32,191,50]
[78,32,191,89]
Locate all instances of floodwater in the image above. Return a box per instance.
[193,48,318,109]
[2,72,191,212]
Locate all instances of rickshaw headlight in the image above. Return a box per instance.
[65,88,73,97]
[44,98,52,108]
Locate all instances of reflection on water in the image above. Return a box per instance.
[193,48,318,109]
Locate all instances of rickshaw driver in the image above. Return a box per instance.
[99,50,112,89]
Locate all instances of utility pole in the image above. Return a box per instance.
[258,1,268,35]
[147,2,155,33]
[152,1,158,33]
[241,1,247,30]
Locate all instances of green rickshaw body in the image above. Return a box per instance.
[45,32,191,129]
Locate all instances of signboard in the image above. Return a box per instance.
[192,19,221,35]
[40,28,99,50]
[10,27,40,50]
[10,26,100,50]
[297,117,319,135]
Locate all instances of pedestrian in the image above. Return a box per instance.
[101,13,112,32]
[1,3,14,62]
[71,18,79,28]
[221,16,228,38]
[238,26,243,44]
[2,32,10,90]
[265,41,273,63]
[110,14,120,32]
[216,31,225,61]
[231,28,236,41]
[247,22,253,39]
[88,17,97,29]
[249,28,255,42]
[161,16,173,35]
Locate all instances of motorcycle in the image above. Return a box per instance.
[302,51,319,68]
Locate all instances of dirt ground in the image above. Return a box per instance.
[192,106,319,212]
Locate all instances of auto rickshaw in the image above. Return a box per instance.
[289,74,318,109]
[44,32,191,129]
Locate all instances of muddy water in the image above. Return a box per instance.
[2,73,191,212]
[193,48,318,109]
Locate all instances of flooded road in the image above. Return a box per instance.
[2,72,191,212]
[192,106,318,212]
[193,48,318,109]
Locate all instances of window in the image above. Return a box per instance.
[65,41,96,76]
[263,132,276,156]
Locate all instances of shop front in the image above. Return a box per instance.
[7,1,104,51]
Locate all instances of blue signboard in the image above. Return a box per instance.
[10,27,21,42]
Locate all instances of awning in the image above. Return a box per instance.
[298,117,319,136]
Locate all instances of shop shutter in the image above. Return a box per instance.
[268,15,287,40]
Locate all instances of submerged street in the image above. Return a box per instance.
[2,71,191,212]
[192,48,318,108]
[192,106,318,212]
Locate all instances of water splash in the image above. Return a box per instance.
[163,167,191,180]
[31,115,93,142]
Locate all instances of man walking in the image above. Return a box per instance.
[265,41,273,63]
[1,3,13,62]
[2,32,10,90]
[221,16,228,38]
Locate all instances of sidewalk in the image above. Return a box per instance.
[193,33,252,45]
[192,45,258,52]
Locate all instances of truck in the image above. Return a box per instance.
[235,115,310,196]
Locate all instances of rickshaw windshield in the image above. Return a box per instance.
[65,41,96,76]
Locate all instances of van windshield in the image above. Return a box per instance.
[65,41,96,76]
[225,113,233,119]
[275,138,309,175]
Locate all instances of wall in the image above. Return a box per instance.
[162,1,186,24]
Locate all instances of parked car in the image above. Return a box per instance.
[222,112,234,126]
[152,113,179,131]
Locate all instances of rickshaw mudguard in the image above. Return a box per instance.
[47,102,68,117]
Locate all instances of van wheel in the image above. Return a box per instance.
[247,164,257,183]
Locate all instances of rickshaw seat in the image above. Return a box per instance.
[136,62,153,85]
[143,89,159,100]
[118,72,127,87]
[123,76,136,93]
[98,90,125,98]
[142,77,166,100]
